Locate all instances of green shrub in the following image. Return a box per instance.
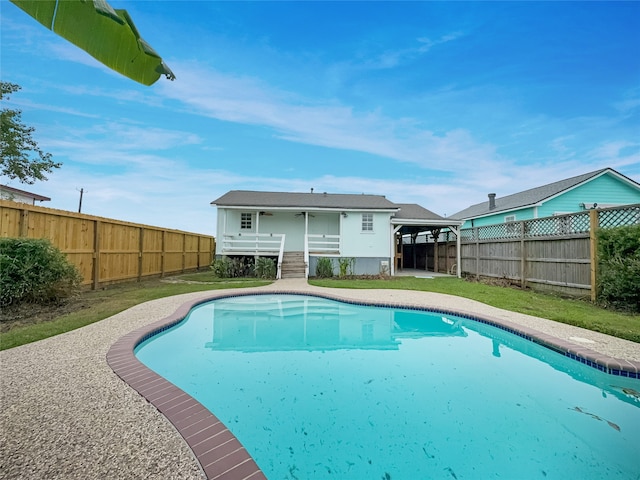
[315,257,334,278]
[0,238,82,307]
[210,257,232,278]
[255,257,276,279]
[597,224,640,312]
[337,257,355,277]
[210,256,255,278]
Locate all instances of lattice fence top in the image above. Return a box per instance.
[450,203,640,242]
[599,204,640,229]
[525,212,591,238]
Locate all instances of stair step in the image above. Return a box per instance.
[280,251,306,278]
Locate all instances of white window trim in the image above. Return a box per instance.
[361,213,374,232]
[240,212,252,230]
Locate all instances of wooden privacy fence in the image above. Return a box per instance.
[0,200,215,289]
[435,204,640,299]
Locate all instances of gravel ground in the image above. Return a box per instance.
[2,279,639,480]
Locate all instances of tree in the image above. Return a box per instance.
[1,81,60,184]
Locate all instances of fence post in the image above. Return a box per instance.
[161,230,166,278]
[474,228,480,280]
[182,233,187,273]
[19,209,29,237]
[520,221,527,289]
[92,220,101,290]
[197,236,201,270]
[589,209,599,302]
[138,227,144,282]
[433,229,440,273]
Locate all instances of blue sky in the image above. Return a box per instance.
[1,1,639,235]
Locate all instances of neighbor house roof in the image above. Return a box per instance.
[450,168,640,220]
[212,190,399,210]
[0,184,51,202]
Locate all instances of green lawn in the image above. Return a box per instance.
[0,275,271,351]
[2,274,638,351]
[310,277,640,343]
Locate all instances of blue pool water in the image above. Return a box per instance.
[135,294,640,480]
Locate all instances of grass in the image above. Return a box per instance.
[0,274,271,351]
[2,273,638,351]
[309,276,640,343]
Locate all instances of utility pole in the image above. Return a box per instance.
[78,188,85,213]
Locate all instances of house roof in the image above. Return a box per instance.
[0,184,51,202]
[212,190,399,210]
[393,203,446,221]
[449,167,640,220]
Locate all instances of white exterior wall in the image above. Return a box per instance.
[217,208,323,252]
[216,207,393,260]
[258,213,305,250]
[0,189,36,204]
[340,212,392,258]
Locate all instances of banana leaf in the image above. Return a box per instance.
[10,0,175,86]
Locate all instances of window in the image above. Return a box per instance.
[240,212,252,230]
[504,215,518,236]
[362,213,373,231]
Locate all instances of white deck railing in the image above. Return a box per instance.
[305,234,341,278]
[276,235,285,279]
[306,234,341,253]
[221,233,285,254]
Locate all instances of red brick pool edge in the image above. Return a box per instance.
[106,290,640,480]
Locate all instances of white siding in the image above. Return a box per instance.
[0,189,35,204]
[340,212,392,257]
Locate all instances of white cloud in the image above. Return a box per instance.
[156,61,502,174]
[39,121,201,169]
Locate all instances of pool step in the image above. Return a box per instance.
[280,251,306,278]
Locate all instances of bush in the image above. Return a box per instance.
[597,224,640,312]
[255,257,276,279]
[337,257,355,277]
[211,257,232,278]
[210,256,255,278]
[0,238,82,307]
[315,257,334,278]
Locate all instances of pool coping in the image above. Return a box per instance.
[106,289,640,480]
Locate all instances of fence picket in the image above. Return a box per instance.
[438,204,639,298]
[0,200,215,288]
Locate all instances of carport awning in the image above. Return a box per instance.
[391,204,462,277]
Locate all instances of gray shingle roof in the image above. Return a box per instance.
[212,190,399,210]
[393,203,446,221]
[449,168,636,220]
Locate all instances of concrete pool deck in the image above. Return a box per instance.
[1,278,639,479]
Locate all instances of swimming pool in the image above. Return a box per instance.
[134,294,640,479]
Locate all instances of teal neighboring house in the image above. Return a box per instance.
[450,167,640,228]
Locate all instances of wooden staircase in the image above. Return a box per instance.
[280,251,306,279]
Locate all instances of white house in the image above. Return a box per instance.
[0,185,51,205]
[211,190,462,279]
